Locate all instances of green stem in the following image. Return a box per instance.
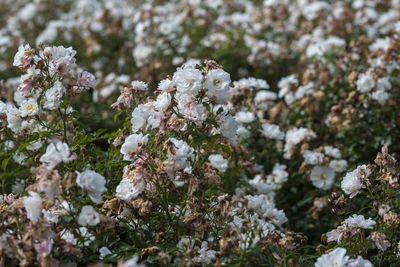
[58,108,68,145]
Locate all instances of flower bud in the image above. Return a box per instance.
[43,47,53,57]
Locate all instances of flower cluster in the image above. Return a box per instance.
[1,0,400,265]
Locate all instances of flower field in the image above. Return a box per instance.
[1,0,400,266]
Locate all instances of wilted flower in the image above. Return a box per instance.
[13,44,35,69]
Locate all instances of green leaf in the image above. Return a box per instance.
[216,144,231,154]
[2,157,10,171]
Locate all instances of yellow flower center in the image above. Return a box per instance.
[27,104,34,112]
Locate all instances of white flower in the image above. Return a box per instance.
[219,113,238,141]
[76,170,107,203]
[13,44,34,69]
[27,140,42,151]
[19,98,38,117]
[326,229,343,243]
[78,227,95,246]
[205,69,231,103]
[347,256,373,267]
[157,78,175,91]
[324,146,342,158]
[39,139,76,169]
[254,90,277,103]
[294,82,314,100]
[285,127,316,146]
[116,177,146,201]
[78,205,100,226]
[99,247,112,260]
[341,165,370,198]
[261,123,284,140]
[6,104,23,132]
[60,229,78,245]
[13,152,27,165]
[23,191,42,223]
[131,103,152,132]
[306,37,345,58]
[49,46,76,75]
[378,204,390,217]
[43,200,74,224]
[315,247,349,267]
[43,80,66,110]
[376,77,391,91]
[175,93,208,125]
[167,138,195,172]
[208,154,228,173]
[278,75,298,98]
[147,110,164,129]
[0,100,6,115]
[302,1,330,21]
[245,194,287,226]
[371,89,388,104]
[173,67,203,95]
[284,127,317,159]
[120,133,149,161]
[234,77,269,90]
[237,126,251,139]
[131,80,148,91]
[270,164,289,186]
[78,71,96,89]
[133,44,152,67]
[303,150,324,165]
[193,241,216,265]
[369,37,391,52]
[329,160,348,172]
[177,237,195,251]
[154,92,171,112]
[310,166,335,190]
[345,214,376,229]
[235,111,255,124]
[356,73,375,93]
[122,255,146,267]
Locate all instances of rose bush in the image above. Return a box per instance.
[1,0,400,266]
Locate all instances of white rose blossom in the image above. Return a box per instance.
[205,69,231,103]
[341,165,370,198]
[116,177,146,201]
[39,139,76,169]
[208,154,228,173]
[173,67,203,95]
[310,166,335,190]
[76,170,107,203]
[78,205,100,226]
[23,191,43,223]
[219,113,238,141]
[120,133,149,161]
